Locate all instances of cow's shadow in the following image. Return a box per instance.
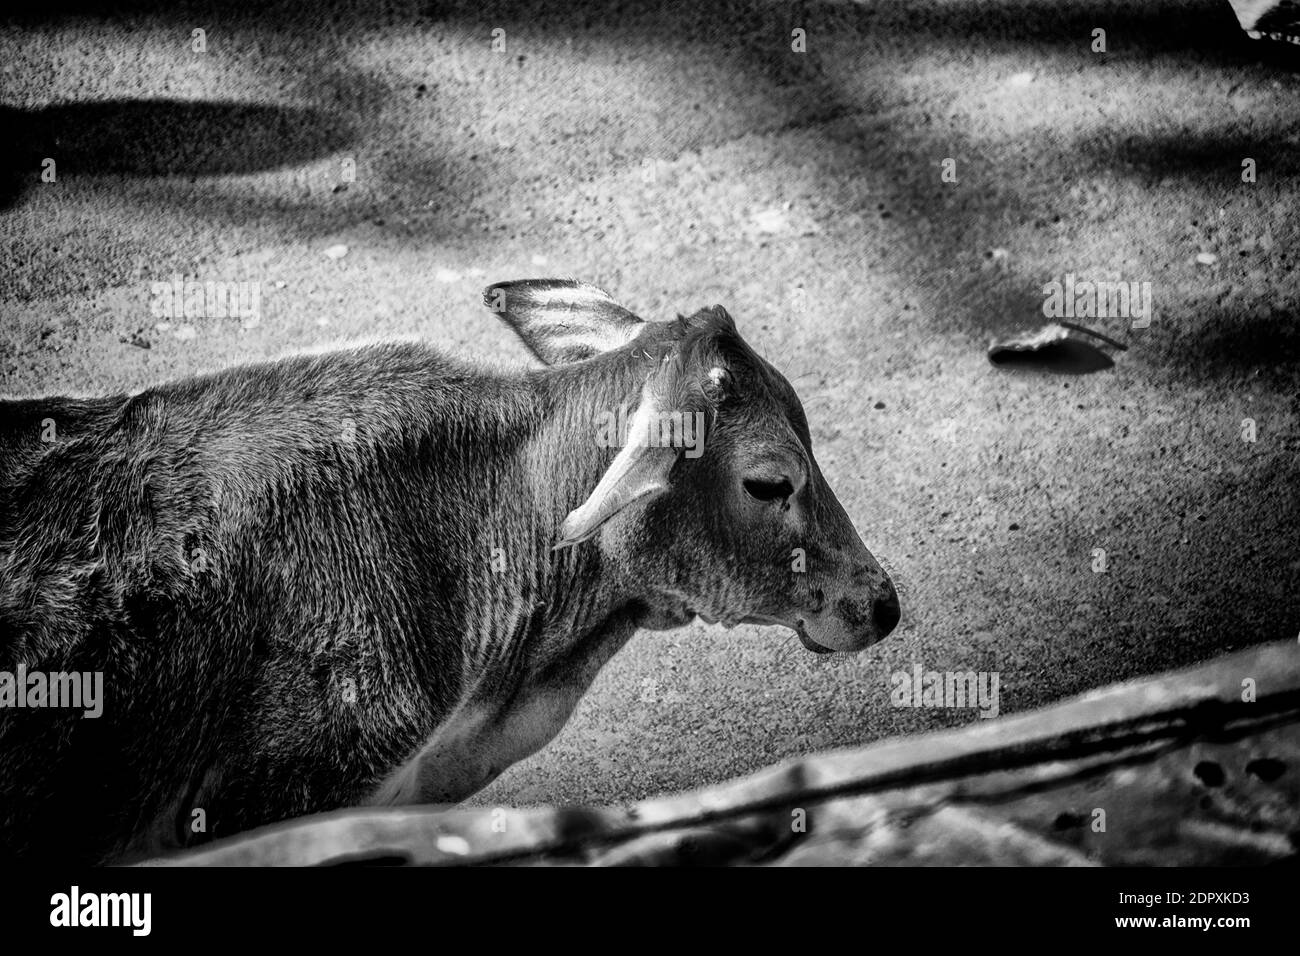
[1,99,354,209]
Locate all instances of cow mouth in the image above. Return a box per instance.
[690,610,834,654]
[795,630,835,654]
[734,614,835,655]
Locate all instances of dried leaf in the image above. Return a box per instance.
[988,323,1121,374]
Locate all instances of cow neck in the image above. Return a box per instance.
[519,350,654,642]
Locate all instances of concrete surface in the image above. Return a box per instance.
[1,0,1297,809]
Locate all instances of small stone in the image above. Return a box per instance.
[324,244,349,260]
[1195,251,1218,265]
[435,835,470,855]
[873,401,886,409]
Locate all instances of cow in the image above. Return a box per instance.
[0,279,900,864]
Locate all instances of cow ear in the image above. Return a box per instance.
[484,279,645,366]
[555,385,679,549]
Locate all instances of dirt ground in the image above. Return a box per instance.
[1,0,1297,809]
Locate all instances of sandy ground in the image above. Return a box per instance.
[1,0,1297,809]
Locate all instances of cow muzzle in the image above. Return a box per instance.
[794,574,901,653]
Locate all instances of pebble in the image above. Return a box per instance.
[324,244,349,260]
[434,835,470,855]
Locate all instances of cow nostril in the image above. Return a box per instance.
[873,590,901,636]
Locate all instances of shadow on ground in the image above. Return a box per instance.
[1,100,354,209]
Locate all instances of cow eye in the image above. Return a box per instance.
[743,477,794,503]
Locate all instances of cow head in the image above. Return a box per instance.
[487,279,900,653]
